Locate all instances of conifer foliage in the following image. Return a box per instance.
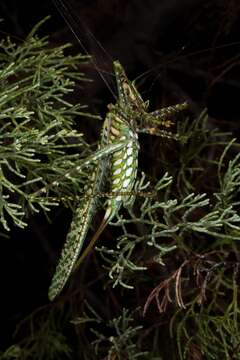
[1,18,240,360]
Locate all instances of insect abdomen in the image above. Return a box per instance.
[103,111,139,220]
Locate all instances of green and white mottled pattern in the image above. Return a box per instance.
[48,146,105,301]
[103,112,139,222]
[48,61,187,301]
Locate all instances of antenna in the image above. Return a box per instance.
[52,0,117,100]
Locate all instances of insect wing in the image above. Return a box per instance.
[48,161,104,301]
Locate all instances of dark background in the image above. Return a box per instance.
[0,0,240,353]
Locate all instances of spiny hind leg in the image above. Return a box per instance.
[138,102,188,138]
[150,102,188,120]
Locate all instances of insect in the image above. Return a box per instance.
[48,1,188,301]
